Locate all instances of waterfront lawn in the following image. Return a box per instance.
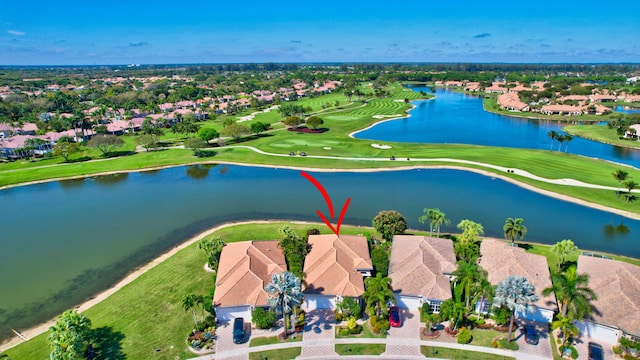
[335,343,385,355]
[421,346,515,360]
[4,223,379,360]
[564,124,640,150]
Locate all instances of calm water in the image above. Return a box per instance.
[614,106,640,114]
[1,165,639,339]
[355,88,640,167]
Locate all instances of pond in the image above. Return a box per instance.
[354,88,640,167]
[1,165,638,340]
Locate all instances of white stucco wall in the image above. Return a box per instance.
[304,294,337,310]
[215,305,252,324]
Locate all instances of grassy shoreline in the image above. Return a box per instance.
[4,221,638,359]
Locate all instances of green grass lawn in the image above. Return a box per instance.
[335,343,385,355]
[421,346,516,360]
[248,347,301,360]
[564,124,640,150]
[249,335,301,347]
[469,328,507,347]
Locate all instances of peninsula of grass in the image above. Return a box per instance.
[482,96,605,122]
[563,124,640,150]
[2,82,640,220]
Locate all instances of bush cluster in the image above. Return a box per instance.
[370,316,390,334]
[457,327,472,344]
[252,307,276,329]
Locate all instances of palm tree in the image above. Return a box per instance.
[48,309,92,360]
[452,260,487,309]
[552,314,580,347]
[493,275,539,342]
[265,271,303,338]
[472,277,495,318]
[182,294,199,326]
[542,265,597,320]
[363,273,395,318]
[623,180,638,203]
[419,208,450,238]
[547,130,558,150]
[556,134,566,151]
[503,217,527,244]
[612,169,629,196]
[563,134,574,152]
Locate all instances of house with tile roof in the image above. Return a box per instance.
[478,239,557,323]
[213,241,287,323]
[388,235,456,313]
[302,234,373,310]
[576,255,640,344]
[497,92,530,112]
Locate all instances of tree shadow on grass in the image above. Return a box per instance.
[105,150,136,158]
[65,156,92,163]
[91,326,126,360]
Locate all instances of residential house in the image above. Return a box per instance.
[464,82,481,92]
[589,94,617,103]
[485,82,508,94]
[497,92,530,112]
[388,235,456,312]
[213,241,287,323]
[576,255,640,344]
[478,239,556,323]
[625,124,640,140]
[302,234,373,310]
[540,104,583,116]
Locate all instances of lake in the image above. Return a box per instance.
[354,88,640,167]
[1,165,638,340]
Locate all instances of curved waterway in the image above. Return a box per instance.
[354,87,640,167]
[1,165,639,340]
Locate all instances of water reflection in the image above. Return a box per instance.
[92,173,129,186]
[186,164,211,180]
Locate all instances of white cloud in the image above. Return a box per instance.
[8,30,25,36]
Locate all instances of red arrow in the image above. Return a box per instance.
[301,171,351,236]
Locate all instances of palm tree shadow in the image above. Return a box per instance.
[90,326,126,360]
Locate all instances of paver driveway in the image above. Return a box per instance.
[383,308,423,358]
[214,320,250,360]
[299,309,337,359]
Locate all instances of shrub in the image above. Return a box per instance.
[457,327,472,344]
[335,312,344,323]
[349,325,363,335]
[338,327,349,336]
[252,307,276,329]
[559,345,578,359]
[492,306,511,326]
[613,346,623,355]
[494,338,519,350]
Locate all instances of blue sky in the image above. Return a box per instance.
[1,1,638,65]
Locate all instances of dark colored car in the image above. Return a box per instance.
[588,342,603,360]
[523,325,539,345]
[233,317,245,344]
[389,306,402,327]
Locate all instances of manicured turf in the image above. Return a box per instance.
[564,124,640,150]
[335,343,386,355]
[248,347,301,360]
[421,346,516,360]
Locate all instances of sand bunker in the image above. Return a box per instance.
[373,114,402,119]
[371,143,392,149]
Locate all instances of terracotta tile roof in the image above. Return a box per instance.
[303,234,372,297]
[497,92,529,111]
[479,239,556,310]
[389,235,456,300]
[577,255,640,335]
[213,241,287,307]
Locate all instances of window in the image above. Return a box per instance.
[428,300,442,314]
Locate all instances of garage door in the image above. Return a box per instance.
[395,295,422,310]
[576,321,620,344]
[304,295,336,310]
[215,305,252,324]
[516,306,554,323]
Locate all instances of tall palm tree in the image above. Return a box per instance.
[563,134,574,152]
[452,260,487,309]
[547,130,558,150]
[363,273,395,318]
[612,169,629,196]
[472,277,495,318]
[48,309,92,360]
[556,134,566,151]
[265,271,303,338]
[182,294,199,326]
[623,180,638,203]
[493,275,539,342]
[419,208,450,238]
[552,314,580,347]
[503,217,527,244]
[542,265,597,320]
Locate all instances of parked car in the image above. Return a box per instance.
[588,342,603,360]
[523,325,539,345]
[389,306,402,327]
[233,317,246,344]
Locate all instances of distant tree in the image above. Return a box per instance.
[221,123,250,141]
[135,134,158,152]
[623,180,638,203]
[283,116,302,128]
[372,210,407,242]
[456,219,484,244]
[250,121,269,135]
[52,141,81,162]
[198,127,219,143]
[419,208,450,238]
[556,134,566,151]
[306,116,324,130]
[612,169,629,196]
[503,217,527,244]
[547,130,559,151]
[198,236,225,271]
[551,239,578,272]
[48,309,92,360]
[184,137,206,156]
[563,133,574,152]
[222,118,235,128]
[87,135,124,157]
[493,275,539,342]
